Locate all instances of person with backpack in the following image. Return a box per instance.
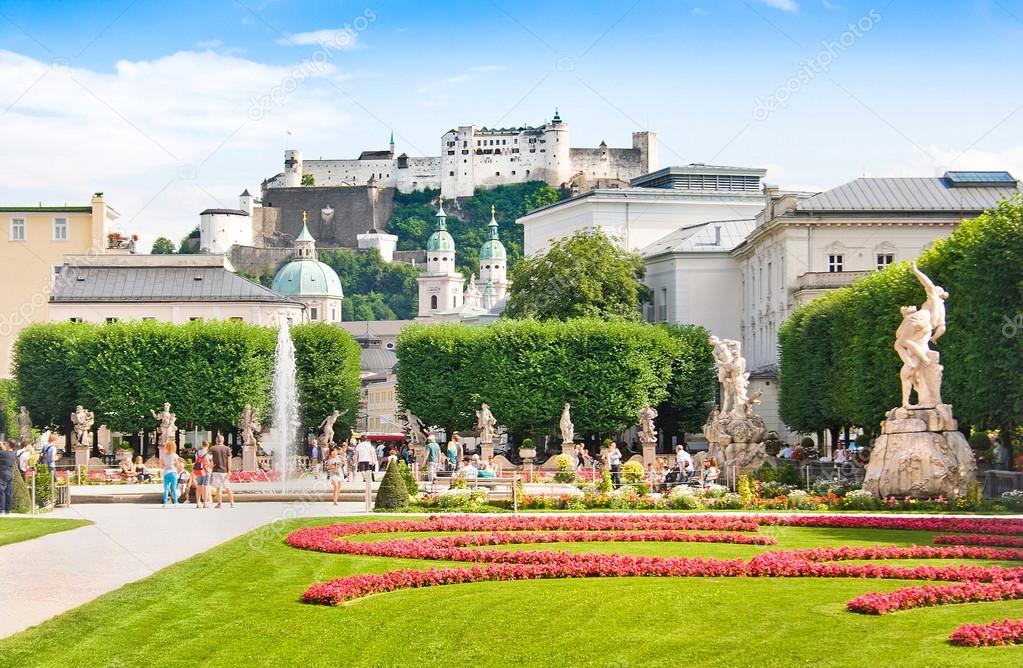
[192,441,212,508]
[39,434,59,471]
[0,440,17,514]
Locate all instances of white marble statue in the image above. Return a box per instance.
[318,409,348,445]
[864,264,975,499]
[638,404,658,444]
[559,403,574,444]
[710,336,753,420]
[150,402,177,445]
[70,405,95,448]
[405,411,426,446]
[895,263,949,408]
[240,403,262,447]
[464,274,482,309]
[475,403,497,444]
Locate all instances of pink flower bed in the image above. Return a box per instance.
[950,618,1023,647]
[288,514,1023,613]
[847,580,1023,615]
[933,534,1023,548]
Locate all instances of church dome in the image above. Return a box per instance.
[271,259,344,298]
[479,238,506,260]
[427,229,455,252]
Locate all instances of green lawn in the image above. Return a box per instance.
[0,517,92,547]
[1,518,1021,667]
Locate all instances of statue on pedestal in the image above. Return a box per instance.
[638,404,658,444]
[864,264,975,499]
[559,403,574,444]
[318,409,348,445]
[702,337,768,476]
[475,403,496,444]
[240,404,262,447]
[150,402,177,445]
[70,405,95,449]
[17,406,32,443]
[405,411,426,446]
[464,274,482,310]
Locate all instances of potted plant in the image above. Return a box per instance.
[518,438,536,459]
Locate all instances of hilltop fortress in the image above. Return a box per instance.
[264,111,657,198]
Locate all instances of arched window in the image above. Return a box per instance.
[430,295,438,310]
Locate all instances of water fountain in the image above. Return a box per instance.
[269,317,301,494]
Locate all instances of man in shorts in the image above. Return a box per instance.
[209,434,234,508]
[355,438,376,482]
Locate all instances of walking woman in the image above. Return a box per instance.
[160,441,180,507]
[325,446,343,505]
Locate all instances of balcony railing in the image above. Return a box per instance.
[795,270,868,291]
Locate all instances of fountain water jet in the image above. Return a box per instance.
[269,317,300,494]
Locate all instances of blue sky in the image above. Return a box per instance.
[1,0,1021,249]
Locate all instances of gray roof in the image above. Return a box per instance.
[360,348,397,374]
[642,219,757,258]
[200,208,249,216]
[798,175,1021,213]
[51,266,300,304]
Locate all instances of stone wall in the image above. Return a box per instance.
[259,185,396,247]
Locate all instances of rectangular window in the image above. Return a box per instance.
[767,261,773,295]
[10,217,25,241]
[68,317,83,323]
[106,317,120,324]
[828,254,844,272]
[658,287,668,322]
[310,307,318,321]
[876,253,894,269]
[229,316,244,322]
[53,217,68,241]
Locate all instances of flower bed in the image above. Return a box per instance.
[848,580,1023,615]
[289,513,1023,645]
[949,618,1023,647]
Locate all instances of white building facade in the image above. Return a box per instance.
[517,165,768,256]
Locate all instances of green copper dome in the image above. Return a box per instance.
[427,230,455,252]
[479,206,506,260]
[427,198,455,252]
[271,259,344,298]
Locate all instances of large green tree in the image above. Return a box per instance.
[150,237,176,254]
[291,322,361,435]
[318,248,421,319]
[504,228,651,321]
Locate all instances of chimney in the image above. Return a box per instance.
[763,184,779,221]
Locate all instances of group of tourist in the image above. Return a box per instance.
[155,435,234,508]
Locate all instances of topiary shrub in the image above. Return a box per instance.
[553,453,576,483]
[11,465,31,513]
[800,436,815,449]
[621,460,644,484]
[776,462,801,487]
[754,462,776,483]
[520,438,534,450]
[398,460,419,498]
[374,459,410,509]
[597,469,613,493]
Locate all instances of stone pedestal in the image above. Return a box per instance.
[641,441,657,468]
[479,442,494,460]
[519,449,536,469]
[864,404,976,499]
[73,447,90,470]
[703,413,769,478]
[241,445,257,472]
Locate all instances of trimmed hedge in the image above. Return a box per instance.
[396,319,714,438]
[374,459,410,509]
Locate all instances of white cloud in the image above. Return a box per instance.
[760,0,798,11]
[0,49,355,250]
[276,28,361,49]
[886,144,1023,180]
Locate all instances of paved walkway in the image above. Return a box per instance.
[0,501,368,639]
